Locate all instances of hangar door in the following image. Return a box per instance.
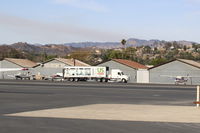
[137,69,149,83]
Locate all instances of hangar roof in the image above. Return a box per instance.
[178,59,200,68]
[4,58,37,68]
[34,58,90,67]
[55,58,90,66]
[149,59,200,70]
[112,59,148,69]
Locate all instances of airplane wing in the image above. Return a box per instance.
[7,75,17,78]
[160,75,177,78]
[160,75,200,78]
[187,76,200,78]
[0,68,28,72]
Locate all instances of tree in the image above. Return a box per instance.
[164,49,179,60]
[183,45,187,51]
[164,42,172,50]
[150,57,168,66]
[121,39,127,46]
[143,46,152,54]
[67,50,96,65]
[178,52,194,60]
[192,43,200,52]
[121,39,127,59]
[172,41,181,49]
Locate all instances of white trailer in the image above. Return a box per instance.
[63,66,129,83]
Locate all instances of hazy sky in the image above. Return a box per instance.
[0,0,200,44]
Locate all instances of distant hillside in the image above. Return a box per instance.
[0,45,24,60]
[64,38,197,48]
[1,38,199,64]
[0,38,198,59]
[11,42,79,56]
[64,42,121,49]
[126,38,161,47]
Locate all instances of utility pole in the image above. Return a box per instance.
[73,58,76,66]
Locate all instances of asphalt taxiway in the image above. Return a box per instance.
[0,80,199,133]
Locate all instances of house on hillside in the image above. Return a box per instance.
[149,59,200,85]
[33,58,90,78]
[98,59,148,83]
[0,58,37,79]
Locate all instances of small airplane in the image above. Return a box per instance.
[174,76,188,85]
[160,75,193,85]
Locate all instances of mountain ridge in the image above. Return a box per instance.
[1,38,198,48]
[63,38,197,48]
[0,38,198,56]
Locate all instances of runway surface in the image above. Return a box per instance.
[0,80,199,133]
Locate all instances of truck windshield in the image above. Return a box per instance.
[121,72,124,75]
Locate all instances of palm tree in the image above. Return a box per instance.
[121,39,127,59]
[121,39,127,47]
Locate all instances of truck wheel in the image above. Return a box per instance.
[74,78,79,82]
[122,79,127,83]
[102,78,107,82]
[69,78,74,82]
[96,78,101,82]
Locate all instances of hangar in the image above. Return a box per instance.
[149,59,200,85]
[98,59,148,83]
[33,58,90,78]
[0,58,36,79]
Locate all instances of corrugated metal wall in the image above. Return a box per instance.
[0,60,22,79]
[33,60,70,77]
[0,61,2,79]
[149,60,200,85]
[98,60,137,83]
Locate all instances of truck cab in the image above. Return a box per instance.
[109,69,129,83]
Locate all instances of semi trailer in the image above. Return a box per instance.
[63,66,129,83]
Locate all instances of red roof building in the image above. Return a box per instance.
[112,59,148,69]
[98,59,148,83]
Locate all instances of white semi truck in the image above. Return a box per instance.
[63,66,129,83]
